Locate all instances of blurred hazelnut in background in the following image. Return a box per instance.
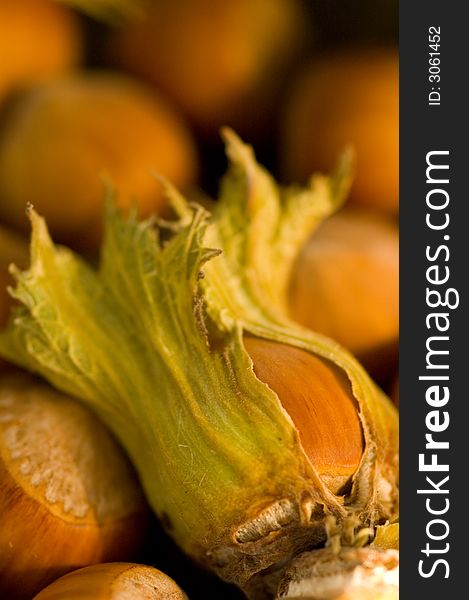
[281,47,399,215]
[0,0,82,104]
[108,0,306,137]
[289,207,399,382]
[0,72,199,250]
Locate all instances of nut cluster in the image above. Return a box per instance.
[0,2,398,599]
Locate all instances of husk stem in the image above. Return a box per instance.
[0,133,398,598]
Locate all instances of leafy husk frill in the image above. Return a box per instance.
[0,132,398,597]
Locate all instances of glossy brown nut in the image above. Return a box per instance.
[244,336,364,494]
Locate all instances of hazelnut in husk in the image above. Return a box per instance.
[0,133,398,598]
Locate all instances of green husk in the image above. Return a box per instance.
[0,133,398,597]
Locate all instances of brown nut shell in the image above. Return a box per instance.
[0,373,149,599]
[244,336,364,494]
[33,563,189,600]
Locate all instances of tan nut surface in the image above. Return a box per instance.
[0,373,148,599]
